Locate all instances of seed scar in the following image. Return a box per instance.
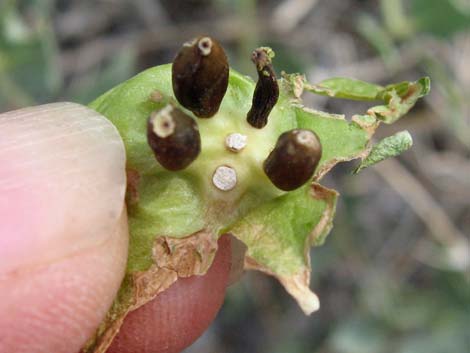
[198,37,213,56]
[150,105,175,138]
[225,133,248,152]
[212,165,237,191]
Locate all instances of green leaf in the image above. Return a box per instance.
[228,183,337,313]
[367,77,430,124]
[305,77,384,101]
[127,173,206,272]
[354,130,413,173]
[304,76,430,111]
[295,107,371,177]
[230,184,336,275]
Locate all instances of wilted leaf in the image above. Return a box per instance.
[354,130,413,173]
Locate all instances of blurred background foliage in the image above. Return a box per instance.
[0,0,469,352]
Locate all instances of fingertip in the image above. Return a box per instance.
[0,103,129,353]
[0,103,126,275]
[0,210,129,353]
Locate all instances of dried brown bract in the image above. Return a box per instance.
[246,47,279,128]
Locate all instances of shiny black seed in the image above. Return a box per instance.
[147,104,201,171]
[264,129,322,191]
[172,36,229,118]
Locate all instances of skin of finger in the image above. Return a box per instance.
[0,103,127,276]
[0,210,129,353]
[107,235,232,353]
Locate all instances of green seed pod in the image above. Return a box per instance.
[172,36,229,118]
[264,129,322,191]
[85,39,429,352]
[246,47,279,129]
[147,104,201,171]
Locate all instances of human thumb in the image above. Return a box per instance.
[0,102,128,353]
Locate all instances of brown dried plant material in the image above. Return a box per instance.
[247,47,279,128]
[82,230,218,353]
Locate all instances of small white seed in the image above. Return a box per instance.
[212,165,237,191]
[225,133,247,152]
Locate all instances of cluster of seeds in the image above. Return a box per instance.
[146,36,323,192]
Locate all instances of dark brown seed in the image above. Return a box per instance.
[246,47,279,129]
[147,104,201,171]
[263,129,322,191]
[172,36,229,118]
